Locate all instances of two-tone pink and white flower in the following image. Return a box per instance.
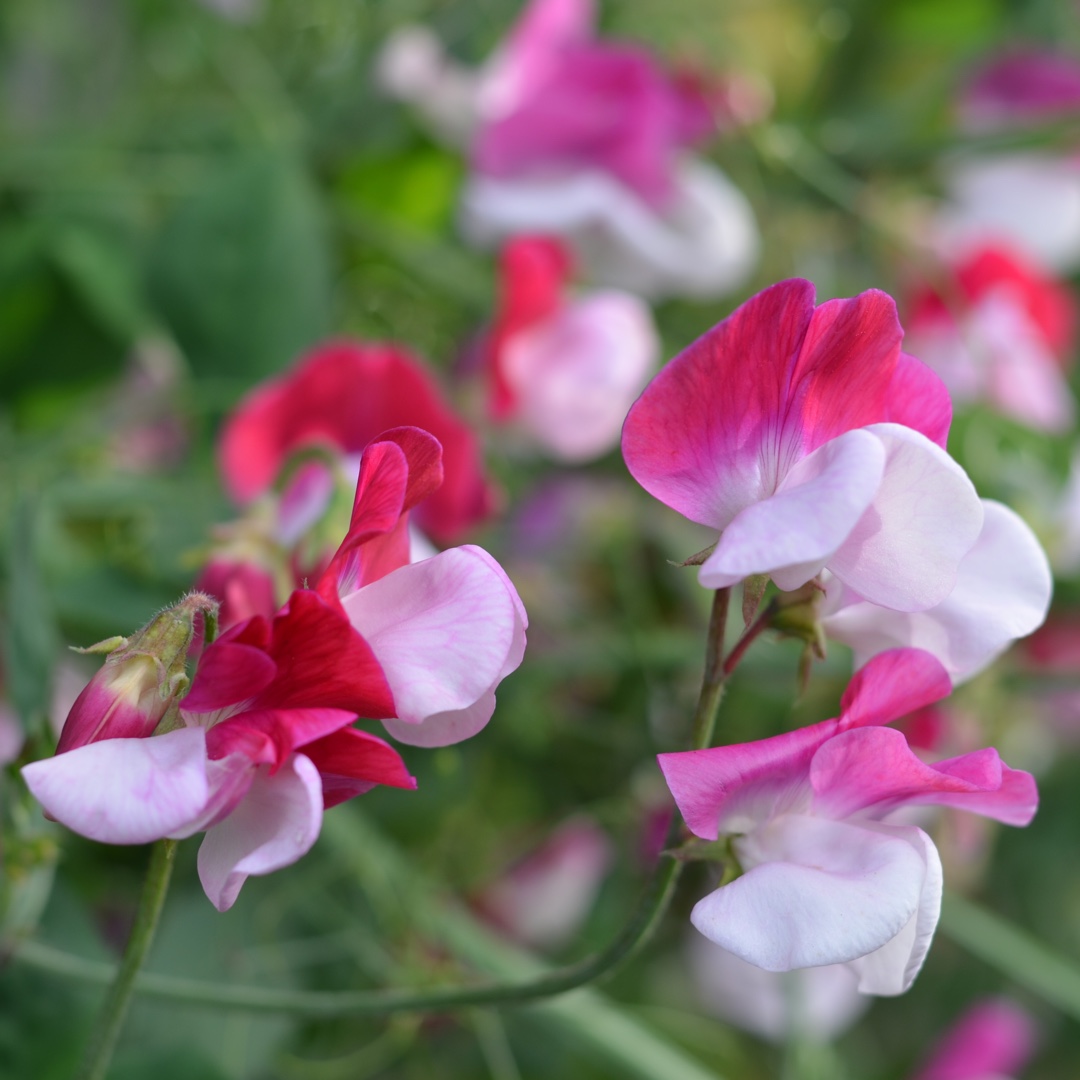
[903,245,1077,432]
[623,278,982,613]
[315,427,527,748]
[378,0,760,299]
[660,649,1038,994]
[485,236,657,461]
[23,590,415,911]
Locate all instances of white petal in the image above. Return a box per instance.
[197,753,323,912]
[699,429,885,590]
[21,728,209,845]
[824,500,1052,681]
[690,814,928,974]
[829,424,984,611]
[343,546,526,739]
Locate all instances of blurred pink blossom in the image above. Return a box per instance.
[910,997,1036,1080]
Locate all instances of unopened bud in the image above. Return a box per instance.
[771,581,827,660]
[55,593,218,754]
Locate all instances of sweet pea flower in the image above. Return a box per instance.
[22,591,415,911]
[660,649,1038,994]
[378,0,760,299]
[821,499,1053,684]
[904,245,1077,431]
[937,51,1080,273]
[622,278,983,612]
[486,236,658,461]
[911,997,1036,1080]
[219,341,496,543]
[315,427,527,748]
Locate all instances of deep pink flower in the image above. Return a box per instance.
[486,236,657,460]
[661,649,1037,994]
[219,341,496,542]
[905,245,1077,431]
[911,997,1036,1080]
[961,50,1080,129]
[623,278,980,611]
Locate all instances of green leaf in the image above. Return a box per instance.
[147,149,332,381]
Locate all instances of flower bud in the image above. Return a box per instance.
[55,594,218,754]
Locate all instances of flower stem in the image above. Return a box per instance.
[17,591,738,1018]
[76,838,177,1080]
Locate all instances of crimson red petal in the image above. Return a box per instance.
[303,726,417,808]
[883,353,952,448]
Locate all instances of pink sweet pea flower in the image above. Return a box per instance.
[315,427,527,748]
[821,499,1052,684]
[486,237,658,461]
[219,341,496,543]
[911,997,1036,1080]
[23,590,414,912]
[904,246,1077,431]
[660,649,1038,995]
[622,278,982,612]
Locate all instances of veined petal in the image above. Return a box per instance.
[622,279,816,529]
[22,728,210,845]
[883,353,952,448]
[844,823,942,995]
[837,648,953,729]
[824,500,1052,683]
[382,690,497,748]
[184,641,277,713]
[342,546,526,734]
[829,424,984,611]
[698,429,885,590]
[197,753,323,912]
[691,815,928,973]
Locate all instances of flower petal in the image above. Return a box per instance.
[197,752,323,912]
[302,726,416,807]
[824,500,1052,683]
[698,429,885,590]
[342,546,526,738]
[184,641,278,713]
[883,353,952,449]
[837,648,953,729]
[622,278,816,529]
[22,728,210,845]
[691,815,928,974]
[829,424,984,611]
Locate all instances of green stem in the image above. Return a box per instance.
[17,590,736,1018]
[75,838,177,1080]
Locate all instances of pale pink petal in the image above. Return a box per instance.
[844,823,942,995]
[342,546,526,739]
[197,753,323,912]
[698,429,885,590]
[382,691,497,748]
[21,728,210,845]
[824,501,1052,682]
[502,291,658,461]
[691,814,929,972]
[829,424,984,611]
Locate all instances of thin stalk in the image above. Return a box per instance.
[16,590,738,1017]
[75,838,177,1080]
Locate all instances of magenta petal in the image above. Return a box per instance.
[691,815,928,972]
[698,429,885,590]
[838,649,952,729]
[829,424,984,611]
[197,753,323,912]
[303,726,416,808]
[657,721,834,840]
[22,728,210,845]
[922,760,1038,827]
[792,290,903,454]
[883,353,952,448]
[622,279,817,529]
[913,997,1037,1080]
[216,708,359,766]
[184,642,277,713]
